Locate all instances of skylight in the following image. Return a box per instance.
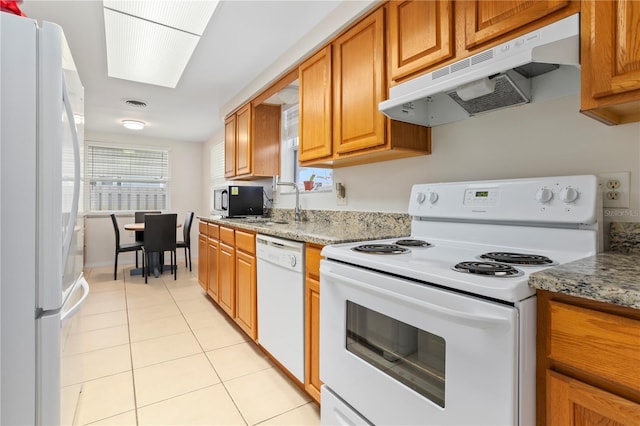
[103,0,220,88]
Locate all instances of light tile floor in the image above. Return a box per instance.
[63,262,319,425]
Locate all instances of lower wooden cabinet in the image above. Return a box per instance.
[304,243,324,403]
[218,229,236,318]
[547,370,640,425]
[198,223,258,341]
[197,232,208,291]
[206,237,219,300]
[234,230,257,340]
[537,290,640,426]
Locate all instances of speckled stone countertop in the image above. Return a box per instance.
[529,222,640,310]
[197,209,411,246]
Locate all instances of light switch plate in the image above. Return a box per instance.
[598,172,630,208]
[335,182,347,206]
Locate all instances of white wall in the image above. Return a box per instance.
[85,132,203,268]
[271,94,640,229]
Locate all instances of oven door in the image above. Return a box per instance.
[320,260,520,426]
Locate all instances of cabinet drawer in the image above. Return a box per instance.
[207,223,219,240]
[548,301,640,392]
[235,230,255,255]
[199,221,208,234]
[306,244,324,278]
[220,226,235,245]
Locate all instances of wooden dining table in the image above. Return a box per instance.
[124,222,182,278]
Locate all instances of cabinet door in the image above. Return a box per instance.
[206,238,219,301]
[224,115,236,178]
[580,0,640,124]
[235,251,257,340]
[218,242,235,317]
[299,46,333,162]
[236,104,251,176]
[305,275,321,403]
[462,0,570,49]
[198,234,208,291]
[333,8,386,155]
[389,0,453,82]
[547,371,640,425]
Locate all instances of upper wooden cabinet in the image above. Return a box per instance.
[388,0,578,84]
[224,103,280,180]
[224,115,236,177]
[298,5,431,168]
[460,0,571,50]
[580,0,640,125]
[389,0,454,82]
[333,9,386,155]
[235,104,251,176]
[299,46,333,163]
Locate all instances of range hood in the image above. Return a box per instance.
[379,14,580,127]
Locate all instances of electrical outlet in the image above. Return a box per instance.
[599,172,630,208]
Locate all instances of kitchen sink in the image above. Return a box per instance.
[239,218,289,225]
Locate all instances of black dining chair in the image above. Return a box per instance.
[134,210,161,265]
[176,211,195,271]
[142,213,177,283]
[110,213,143,280]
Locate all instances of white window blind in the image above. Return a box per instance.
[209,141,226,212]
[86,144,169,212]
[210,141,226,186]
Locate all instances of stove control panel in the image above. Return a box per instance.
[409,175,597,225]
[463,188,499,206]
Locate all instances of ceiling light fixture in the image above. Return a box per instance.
[103,0,220,88]
[122,120,145,130]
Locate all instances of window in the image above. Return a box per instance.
[86,144,170,212]
[281,104,332,191]
[209,141,227,212]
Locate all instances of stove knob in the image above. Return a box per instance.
[425,191,439,204]
[535,187,553,204]
[415,192,426,204]
[560,186,579,203]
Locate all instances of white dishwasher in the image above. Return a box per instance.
[256,234,305,382]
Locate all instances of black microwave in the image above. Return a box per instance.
[213,186,263,217]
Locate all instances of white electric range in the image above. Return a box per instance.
[319,175,599,426]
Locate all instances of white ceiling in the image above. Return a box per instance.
[20,0,353,143]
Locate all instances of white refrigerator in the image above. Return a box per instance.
[1,12,89,425]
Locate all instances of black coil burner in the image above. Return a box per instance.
[452,261,522,277]
[352,244,410,254]
[479,252,555,266]
[395,239,432,248]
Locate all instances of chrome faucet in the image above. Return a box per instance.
[277,181,301,222]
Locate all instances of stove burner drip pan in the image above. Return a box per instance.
[352,244,410,254]
[452,261,522,277]
[395,239,433,247]
[479,252,555,266]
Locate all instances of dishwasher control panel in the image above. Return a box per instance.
[256,234,305,273]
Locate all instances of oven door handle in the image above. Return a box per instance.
[323,269,510,330]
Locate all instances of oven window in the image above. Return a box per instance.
[346,301,446,407]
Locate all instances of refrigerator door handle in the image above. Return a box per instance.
[60,78,81,269]
[60,275,89,325]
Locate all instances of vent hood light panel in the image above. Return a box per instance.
[380,14,580,127]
